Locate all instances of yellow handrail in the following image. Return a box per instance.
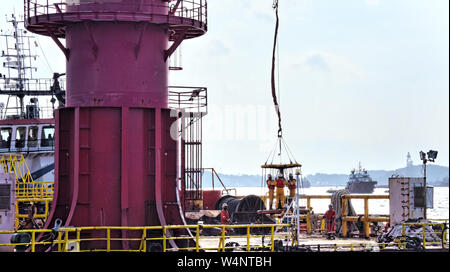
[1,154,55,229]
[401,221,448,249]
[0,154,33,183]
[0,223,291,252]
[1,222,447,252]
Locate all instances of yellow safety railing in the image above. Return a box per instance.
[300,194,390,237]
[14,181,54,229]
[341,194,390,238]
[14,198,53,228]
[234,194,390,238]
[377,219,449,250]
[15,181,54,199]
[0,224,292,252]
[3,223,446,252]
[0,154,33,183]
[377,241,407,250]
[302,195,331,234]
[1,154,54,228]
[401,220,448,249]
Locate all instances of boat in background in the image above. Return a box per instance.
[345,163,377,193]
[0,13,65,181]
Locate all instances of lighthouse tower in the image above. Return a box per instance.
[407,152,413,168]
[24,0,207,250]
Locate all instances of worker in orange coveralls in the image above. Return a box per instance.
[221,203,230,225]
[266,173,276,209]
[287,173,297,204]
[218,203,231,250]
[275,173,288,209]
[220,203,231,238]
[324,204,336,234]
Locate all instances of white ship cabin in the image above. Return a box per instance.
[0,120,54,154]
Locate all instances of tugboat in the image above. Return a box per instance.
[345,163,377,193]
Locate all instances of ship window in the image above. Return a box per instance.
[15,127,26,148]
[41,126,55,147]
[0,128,12,149]
[27,126,38,148]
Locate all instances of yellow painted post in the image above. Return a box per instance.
[350,244,354,251]
[364,198,369,238]
[342,198,347,237]
[141,229,147,252]
[195,225,200,252]
[45,200,49,221]
[223,226,227,252]
[271,226,275,252]
[246,226,250,252]
[63,230,69,252]
[306,197,311,234]
[31,231,35,252]
[106,228,111,252]
[422,225,426,249]
[220,226,226,252]
[57,231,62,252]
[77,229,81,250]
[163,227,167,252]
[443,223,447,248]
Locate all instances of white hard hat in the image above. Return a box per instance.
[268,173,272,178]
[222,203,228,208]
[278,173,283,178]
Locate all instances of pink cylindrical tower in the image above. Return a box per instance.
[24,0,207,250]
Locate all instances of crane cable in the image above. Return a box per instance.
[271,0,282,139]
[266,0,299,166]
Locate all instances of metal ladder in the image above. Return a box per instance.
[280,174,303,245]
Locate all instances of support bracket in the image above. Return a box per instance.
[46,27,70,60]
[164,28,187,62]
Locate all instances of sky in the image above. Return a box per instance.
[0,0,449,175]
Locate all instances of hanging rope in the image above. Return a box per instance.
[271,0,282,138]
[262,0,301,168]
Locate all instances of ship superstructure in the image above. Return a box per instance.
[0,14,65,182]
[345,163,377,193]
